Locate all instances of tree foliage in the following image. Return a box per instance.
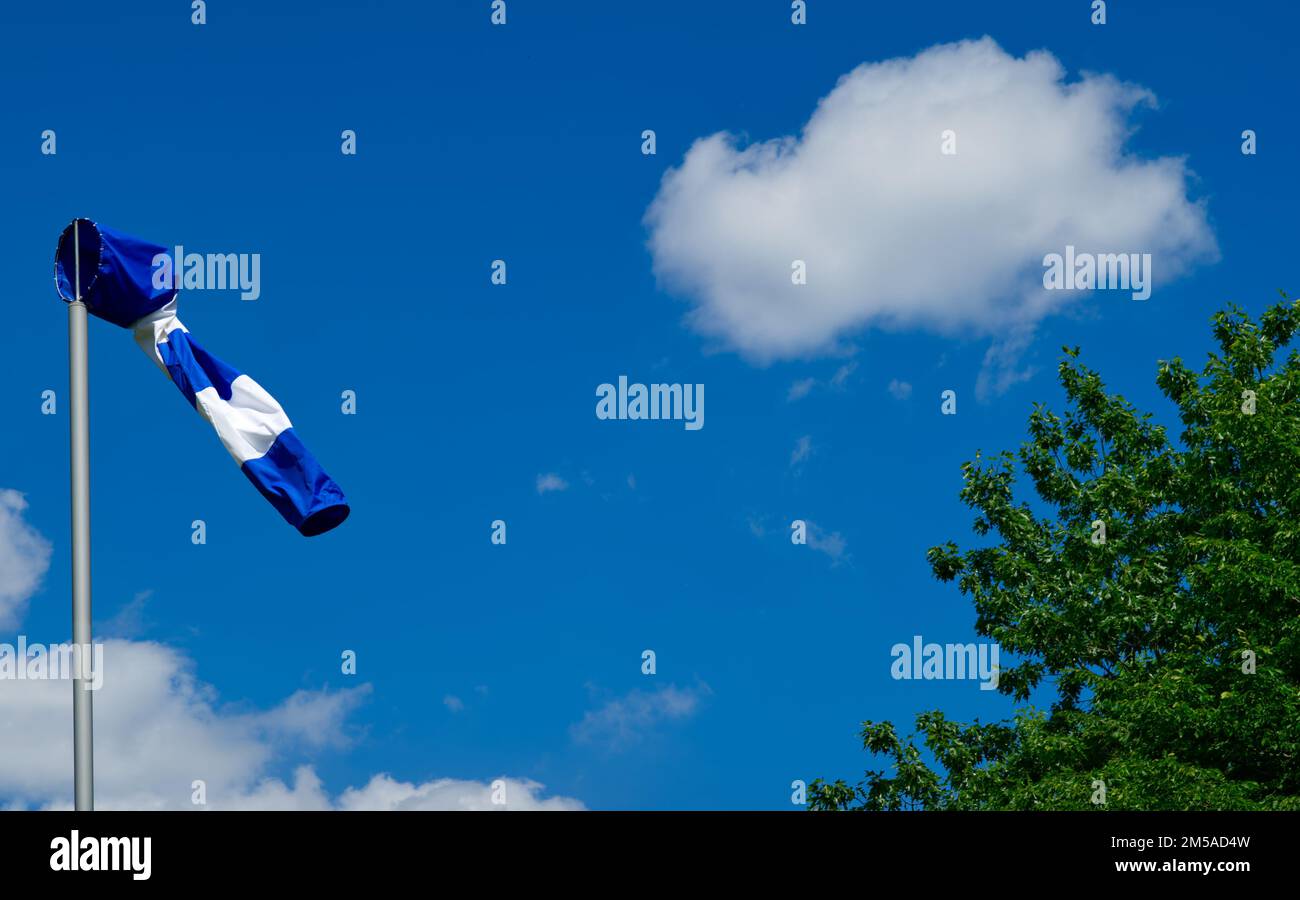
[811,296,1300,810]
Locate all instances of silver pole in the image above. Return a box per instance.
[69,221,94,811]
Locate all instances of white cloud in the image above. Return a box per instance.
[830,362,858,389]
[0,638,366,809]
[536,473,570,495]
[787,361,857,403]
[787,377,817,402]
[100,590,153,639]
[790,435,814,468]
[645,37,1216,396]
[252,683,370,751]
[747,515,846,565]
[443,694,464,713]
[0,495,583,812]
[888,379,913,400]
[0,639,583,810]
[0,490,52,630]
[337,774,583,811]
[806,521,849,566]
[570,683,710,751]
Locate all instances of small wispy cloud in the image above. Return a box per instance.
[830,362,858,389]
[786,377,817,402]
[790,435,814,470]
[536,473,570,495]
[806,521,849,566]
[443,695,465,713]
[101,590,154,639]
[747,514,845,565]
[786,362,857,403]
[570,682,711,751]
[887,379,913,400]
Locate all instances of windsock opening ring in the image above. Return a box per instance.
[53,219,178,327]
[54,218,104,303]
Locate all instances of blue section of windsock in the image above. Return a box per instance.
[55,219,177,327]
[52,219,350,537]
[153,325,351,537]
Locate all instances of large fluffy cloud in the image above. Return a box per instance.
[0,638,582,810]
[0,493,583,811]
[645,37,1217,394]
[0,639,366,809]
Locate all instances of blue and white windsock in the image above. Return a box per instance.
[53,219,350,537]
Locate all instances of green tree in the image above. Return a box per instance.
[810,297,1300,811]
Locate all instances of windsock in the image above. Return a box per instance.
[54,219,349,536]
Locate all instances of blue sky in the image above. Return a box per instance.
[0,0,1295,809]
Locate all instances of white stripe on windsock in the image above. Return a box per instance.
[132,300,292,465]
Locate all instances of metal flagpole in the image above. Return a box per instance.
[69,220,95,811]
